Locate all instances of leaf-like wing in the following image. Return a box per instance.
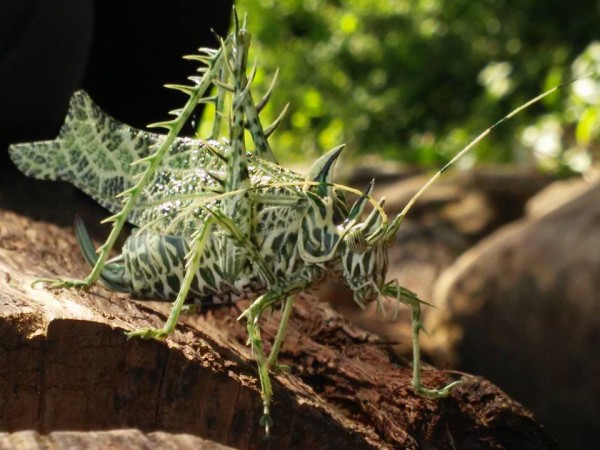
[9,91,305,237]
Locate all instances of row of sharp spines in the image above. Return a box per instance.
[152,38,288,147]
[112,30,288,214]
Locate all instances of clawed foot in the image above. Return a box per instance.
[415,380,462,399]
[126,328,170,340]
[259,412,273,437]
[32,278,91,290]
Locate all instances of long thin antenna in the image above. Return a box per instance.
[386,78,581,236]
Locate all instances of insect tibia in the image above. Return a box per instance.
[408,298,461,398]
[225,23,251,194]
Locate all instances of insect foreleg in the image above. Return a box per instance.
[382,280,461,398]
[409,297,461,398]
[127,215,216,340]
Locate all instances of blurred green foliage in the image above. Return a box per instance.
[233,0,600,172]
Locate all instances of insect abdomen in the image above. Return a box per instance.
[123,233,190,300]
[122,231,267,304]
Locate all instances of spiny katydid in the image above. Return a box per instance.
[8,12,576,435]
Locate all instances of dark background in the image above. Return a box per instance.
[0,0,233,172]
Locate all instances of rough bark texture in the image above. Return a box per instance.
[0,430,235,450]
[426,181,600,450]
[0,205,560,449]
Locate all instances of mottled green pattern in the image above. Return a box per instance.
[120,202,312,303]
[9,91,306,238]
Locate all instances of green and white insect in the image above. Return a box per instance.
[8,14,570,434]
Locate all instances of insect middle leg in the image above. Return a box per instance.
[238,287,302,435]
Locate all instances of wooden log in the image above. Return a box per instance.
[0,207,559,449]
[0,430,235,450]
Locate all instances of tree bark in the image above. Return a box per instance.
[0,430,235,450]
[0,207,559,449]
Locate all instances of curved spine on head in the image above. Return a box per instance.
[297,145,346,263]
